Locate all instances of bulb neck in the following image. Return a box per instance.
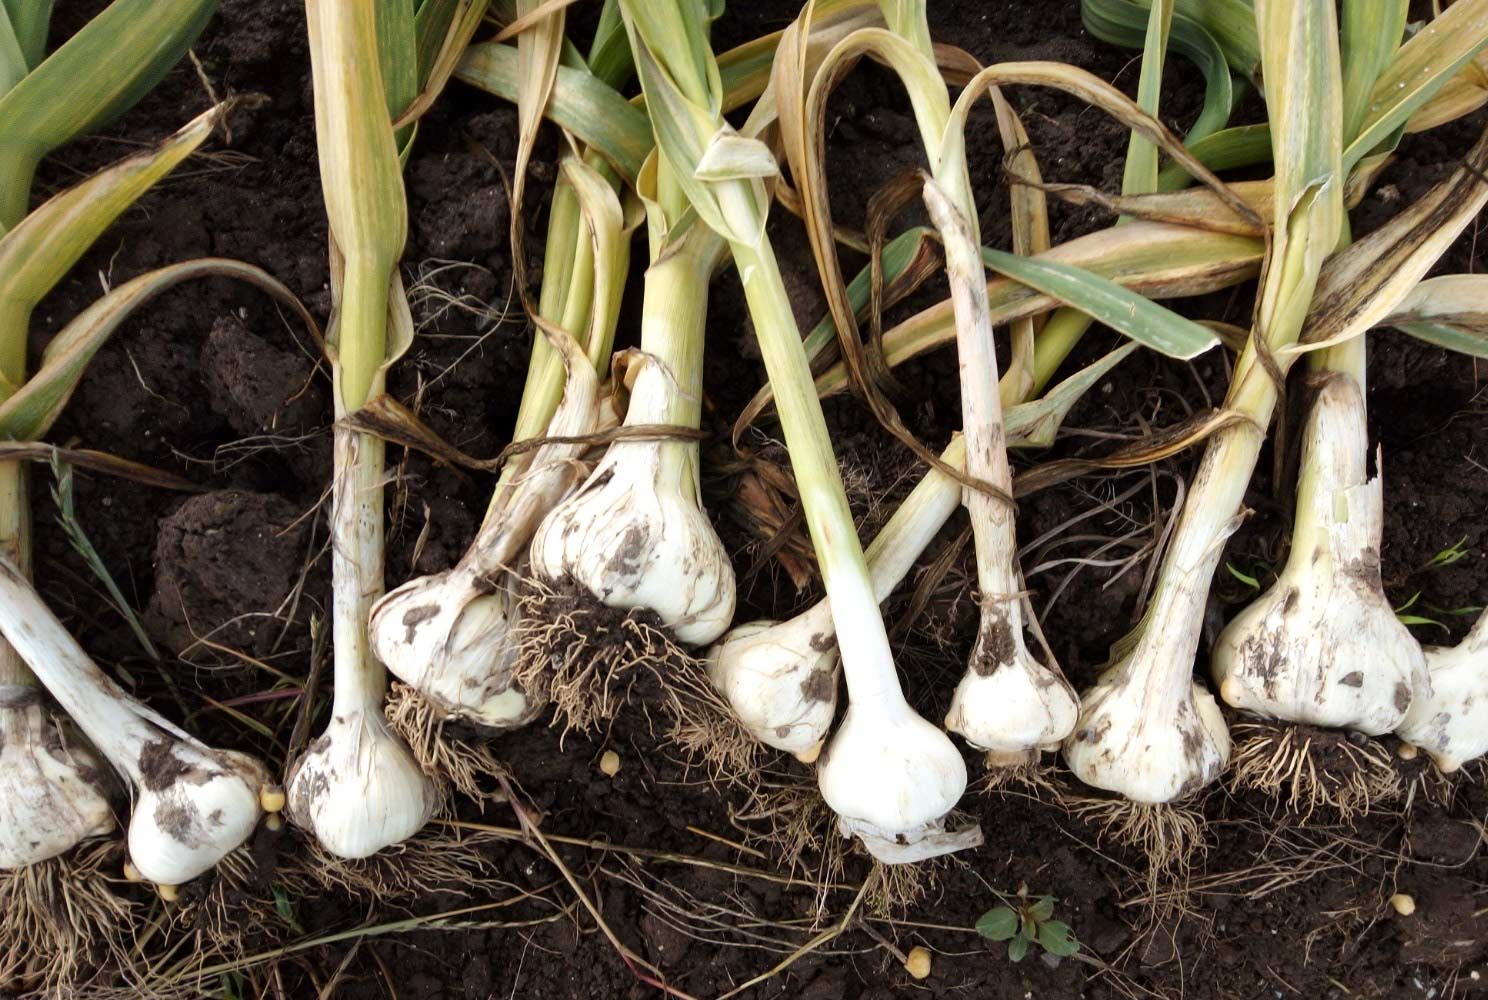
[329,422,387,718]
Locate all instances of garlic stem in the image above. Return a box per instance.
[286,384,437,859]
[0,556,270,884]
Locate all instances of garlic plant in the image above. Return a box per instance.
[286,0,436,858]
[370,333,603,728]
[622,0,977,863]
[0,557,276,887]
[1067,0,1347,804]
[923,178,1079,769]
[0,0,227,878]
[529,154,735,647]
[709,436,967,762]
[1211,342,1426,735]
[1397,609,1488,773]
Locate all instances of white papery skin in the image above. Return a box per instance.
[818,695,981,864]
[944,602,1080,764]
[1065,672,1232,804]
[370,566,537,729]
[0,557,271,884]
[705,612,839,762]
[129,741,269,886]
[1397,610,1488,772]
[531,436,736,645]
[0,686,114,867]
[1211,374,1426,735]
[286,710,437,858]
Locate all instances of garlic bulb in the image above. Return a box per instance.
[129,739,271,886]
[1065,670,1231,804]
[705,612,838,762]
[370,565,537,730]
[0,685,114,867]
[0,557,275,885]
[818,696,982,863]
[1396,609,1488,772]
[531,436,736,645]
[285,710,437,859]
[944,601,1079,766]
[1212,373,1426,735]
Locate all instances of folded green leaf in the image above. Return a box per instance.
[1339,0,1407,145]
[0,101,232,358]
[1346,0,1488,168]
[0,258,314,441]
[0,0,214,172]
[1382,274,1488,358]
[458,42,651,182]
[4,0,51,71]
[1084,0,1236,147]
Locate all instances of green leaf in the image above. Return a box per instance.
[1346,0,1488,168]
[0,0,214,161]
[3,0,51,70]
[458,41,652,183]
[586,0,634,90]
[0,12,28,99]
[980,246,1220,360]
[1029,896,1056,922]
[376,0,419,120]
[1007,343,1137,448]
[0,258,313,442]
[1038,920,1080,957]
[1156,122,1271,191]
[1007,934,1031,963]
[975,906,1020,942]
[1339,0,1408,145]
[1225,562,1261,589]
[0,101,231,383]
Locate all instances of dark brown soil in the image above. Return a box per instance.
[10,2,1488,999]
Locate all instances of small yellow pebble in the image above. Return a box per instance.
[122,861,143,883]
[904,946,932,980]
[1390,892,1416,916]
[600,750,622,777]
[260,785,287,813]
[1397,742,1419,762]
[157,883,180,903]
